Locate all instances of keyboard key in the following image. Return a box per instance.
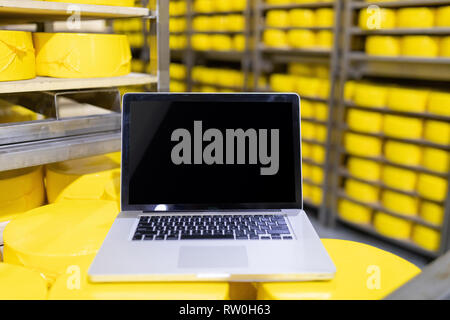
[180,234,234,240]
[268,229,290,234]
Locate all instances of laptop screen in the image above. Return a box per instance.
[122,93,302,211]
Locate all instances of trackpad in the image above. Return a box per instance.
[178,246,248,268]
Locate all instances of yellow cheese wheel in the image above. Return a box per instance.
[34,33,131,78]
[301,100,315,118]
[381,166,417,192]
[0,166,45,223]
[302,121,316,140]
[417,174,447,202]
[381,190,418,216]
[384,141,422,167]
[358,8,396,30]
[3,200,119,282]
[295,76,320,97]
[345,179,380,203]
[386,87,429,113]
[311,166,324,184]
[441,36,450,57]
[264,29,288,48]
[316,8,334,27]
[311,185,323,205]
[45,153,120,203]
[316,31,333,49]
[211,35,233,51]
[44,0,134,5]
[420,201,444,226]
[436,6,450,27]
[401,36,439,57]
[354,83,388,108]
[347,109,383,133]
[192,16,211,31]
[287,30,316,48]
[233,34,246,51]
[373,212,412,239]
[288,62,314,76]
[215,0,233,12]
[302,142,312,160]
[397,7,435,28]
[0,30,35,81]
[338,199,372,224]
[302,163,312,180]
[191,34,212,51]
[315,65,329,79]
[289,9,315,27]
[348,157,381,182]
[266,10,289,28]
[303,182,312,200]
[170,81,187,92]
[344,81,356,101]
[312,145,326,164]
[424,120,450,145]
[428,91,450,117]
[345,133,382,157]
[366,36,400,56]
[422,147,449,173]
[231,0,246,11]
[383,115,423,140]
[193,0,214,13]
[412,225,440,251]
[315,125,327,143]
[0,263,47,300]
[170,63,186,80]
[270,73,295,92]
[314,102,328,121]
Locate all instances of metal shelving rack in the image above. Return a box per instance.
[252,0,342,225]
[331,0,450,258]
[170,0,253,92]
[0,0,169,171]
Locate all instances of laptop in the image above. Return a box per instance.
[89,93,335,282]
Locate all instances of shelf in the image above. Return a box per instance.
[345,101,450,122]
[303,178,322,187]
[262,26,334,31]
[301,117,327,125]
[337,217,439,258]
[194,50,246,61]
[262,2,334,10]
[337,191,442,230]
[351,27,450,36]
[0,73,156,94]
[302,158,324,167]
[350,53,450,65]
[352,0,450,9]
[261,46,331,56]
[0,0,151,23]
[0,131,120,172]
[192,10,245,16]
[302,137,326,146]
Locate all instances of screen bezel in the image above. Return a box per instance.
[121,93,302,211]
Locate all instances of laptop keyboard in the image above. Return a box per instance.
[132,215,293,241]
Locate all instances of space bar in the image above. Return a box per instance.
[180,234,234,240]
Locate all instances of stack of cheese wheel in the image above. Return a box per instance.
[0,31,36,81]
[0,263,47,299]
[3,200,119,283]
[33,33,131,78]
[0,166,45,226]
[45,153,121,205]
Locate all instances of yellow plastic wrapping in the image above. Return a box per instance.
[353,83,388,108]
[257,239,420,300]
[366,36,400,56]
[420,201,444,226]
[347,109,383,133]
[387,87,429,113]
[383,115,423,140]
[289,9,315,27]
[0,30,36,81]
[211,35,233,51]
[345,179,379,203]
[49,268,230,300]
[417,174,447,202]
[266,10,289,28]
[233,34,246,51]
[358,8,396,30]
[424,120,450,145]
[0,166,45,223]
[302,142,312,159]
[33,33,131,78]
[344,81,356,101]
[288,62,314,76]
[315,8,334,27]
[287,30,316,48]
[397,7,435,28]
[381,166,417,192]
[412,225,440,251]
[316,31,333,49]
[344,133,382,157]
[384,141,422,167]
[428,91,450,117]
[193,0,214,13]
[381,190,418,216]
[214,0,233,12]
[170,80,187,92]
[45,153,121,203]
[43,0,135,6]
[401,36,439,58]
[348,157,381,182]
[0,263,47,300]
[191,34,211,51]
[338,199,372,224]
[263,29,288,48]
[373,212,412,239]
[422,147,449,173]
[436,6,450,27]
[3,200,119,283]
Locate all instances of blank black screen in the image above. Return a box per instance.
[128,100,297,205]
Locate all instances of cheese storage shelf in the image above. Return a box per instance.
[262,2,334,10]
[351,0,450,9]
[0,0,151,23]
[350,27,450,36]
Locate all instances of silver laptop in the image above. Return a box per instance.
[89,93,335,282]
